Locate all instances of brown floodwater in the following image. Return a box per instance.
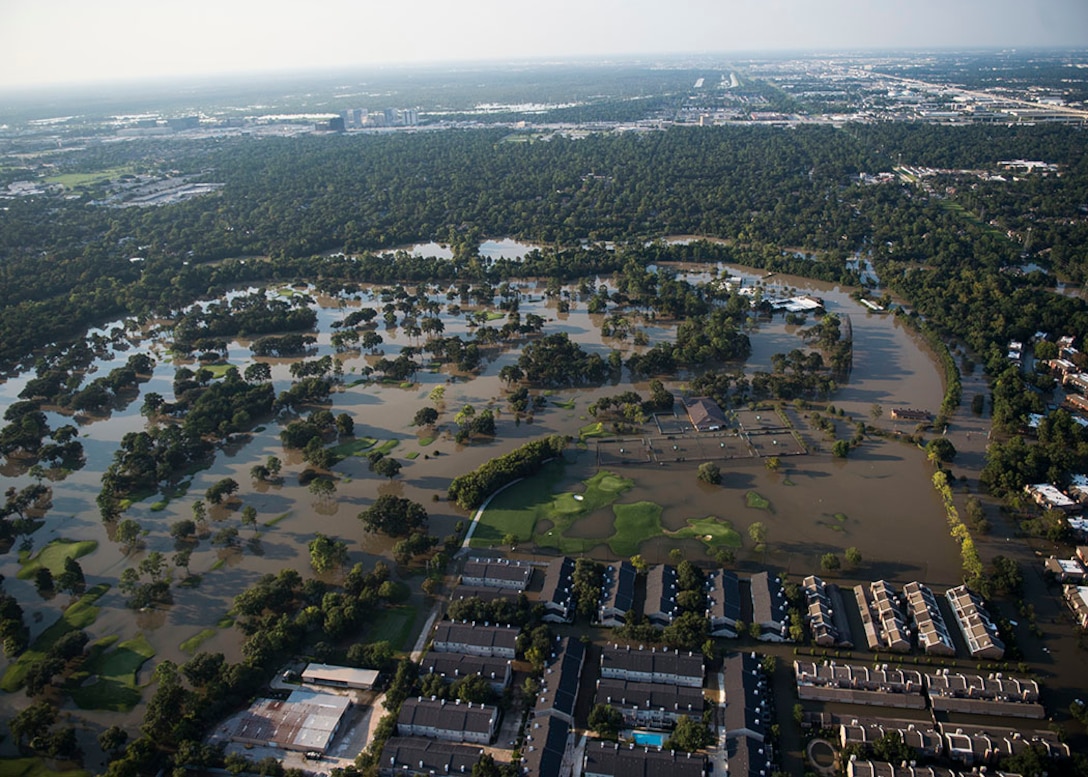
[0,262,953,743]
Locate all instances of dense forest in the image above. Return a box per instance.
[2,122,1085,371]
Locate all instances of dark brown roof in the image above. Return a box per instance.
[379,737,483,775]
[583,741,706,777]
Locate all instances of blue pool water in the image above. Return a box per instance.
[633,731,666,747]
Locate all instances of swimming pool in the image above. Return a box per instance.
[632,731,666,747]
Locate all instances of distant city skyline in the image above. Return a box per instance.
[2,0,1087,90]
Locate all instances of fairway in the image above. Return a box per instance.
[69,634,155,711]
[17,539,97,579]
[608,502,664,557]
[0,585,109,692]
[671,516,744,549]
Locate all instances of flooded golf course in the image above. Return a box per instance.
[0,254,955,732]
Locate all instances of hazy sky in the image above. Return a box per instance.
[2,0,1087,89]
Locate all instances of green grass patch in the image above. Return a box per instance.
[553,398,576,410]
[745,491,772,511]
[0,584,109,692]
[405,451,420,460]
[217,615,235,629]
[374,439,400,455]
[671,516,744,549]
[180,628,217,655]
[0,757,89,777]
[210,558,226,572]
[578,421,608,439]
[149,500,168,512]
[474,467,640,553]
[484,311,505,321]
[471,460,568,547]
[264,512,291,527]
[328,436,378,462]
[368,605,419,650]
[834,512,848,523]
[418,436,436,447]
[45,166,131,188]
[69,633,154,711]
[608,502,664,557]
[18,539,97,580]
[202,363,233,379]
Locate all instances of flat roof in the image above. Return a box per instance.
[301,663,379,688]
[230,689,351,753]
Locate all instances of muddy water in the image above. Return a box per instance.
[0,264,949,736]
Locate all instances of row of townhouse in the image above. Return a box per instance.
[396,697,500,745]
[836,714,1066,769]
[855,580,912,653]
[902,582,956,657]
[722,652,775,777]
[520,637,587,777]
[460,557,534,590]
[802,575,854,648]
[794,660,927,709]
[380,607,522,775]
[600,644,705,688]
[599,564,790,644]
[847,761,1023,777]
[852,580,999,660]
[945,585,1005,660]
[795,660,1043,718]
[582,742,706,777]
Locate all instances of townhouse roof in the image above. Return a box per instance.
[397,697,498,737]
[583,741,706,777]
[600,644,704,684]
[536,637,585,720]
[600,560,637,615]
[594,678,706,717]
[520,713,569,777]
[431,621,519,653]
[706,569,742,624]
[540,556,575,607]
[420,653,512,684]
[379,737,484,775]
[461,557,534,587]
[644,564,679,620]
